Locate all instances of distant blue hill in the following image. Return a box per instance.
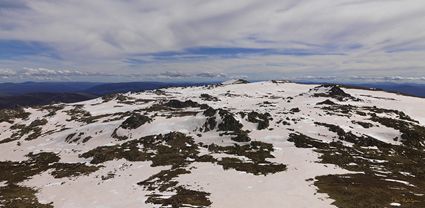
[0,81,209,96]
[0,92,97,109]
[298,81,425,98]
[352,82,425,98]
[84,82,202,95]
[0,82,101,96]
[0,81,212,109]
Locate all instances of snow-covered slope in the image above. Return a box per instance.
[1,81,425,208]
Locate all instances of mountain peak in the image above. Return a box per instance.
[221,79,249,85]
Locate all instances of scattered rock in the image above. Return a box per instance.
[317,99,337,105]
[311,85,360,101]
[200,93,219,101]
[247,111,272,130]
[120,114,152,129]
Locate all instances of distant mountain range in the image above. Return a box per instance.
[0,82,211,109]
[0,82,101,96]
[0,92,98,109]
[299,81,425,98]
[0,81,424,109]
[354,82,425,98]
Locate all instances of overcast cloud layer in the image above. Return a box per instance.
[0,0,425,82]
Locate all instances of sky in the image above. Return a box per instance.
[1,0,425,83]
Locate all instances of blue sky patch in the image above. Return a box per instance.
[0,40,59,59]
[139,46,342,62]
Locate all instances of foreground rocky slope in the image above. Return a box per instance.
[1,80,425,208]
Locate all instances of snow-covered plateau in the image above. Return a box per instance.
[1,80,425,208]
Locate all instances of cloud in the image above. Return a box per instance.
[153,71,227,79]
[0,0,425,81]
[0,67,115,80]
[2,0,422,55]
[21,67,92,76]
[0,68,17,77]
[157,71,190,78]
[381,76,425,81]
[289,75,425,83]
[0,67,228,82]
[0,0,27,11]
[196,72,226,78]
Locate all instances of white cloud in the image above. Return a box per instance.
[21,67,85,76]
[0,67,115,80]
[0,68,17,76]
[152,71,226,79]
[0,0,425,81]
[0,67,228,82]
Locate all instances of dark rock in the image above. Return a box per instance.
[312,85,360,101]
[203,117,217,132]
[164,100,200,108]
[247,111,272,130]
[203,107,217,117]
[290,108,301,113]
[200,94,219,101]
[317,99,337,105]
[121,114,152,129]
[231,131,251,142]
[218,113,243,132]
